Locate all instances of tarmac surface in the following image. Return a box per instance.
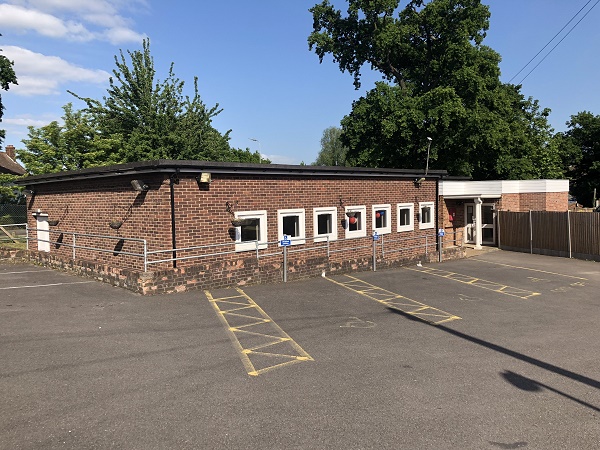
[1,250,600,449]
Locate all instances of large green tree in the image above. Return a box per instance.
[70,39,263,164]
[308,0,564,179]
[0,33,18,146]
[558,111,600,206]
[18,103,121,175]
[312,126,348,166]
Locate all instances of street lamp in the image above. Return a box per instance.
[425,137,432,175]
[249,138,262,164]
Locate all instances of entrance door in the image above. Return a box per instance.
[36,214,50,252]
[465,204,475,243]
[464,203,496,245]
[481,203,496,245]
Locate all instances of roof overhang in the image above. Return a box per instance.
[15,159,448,186]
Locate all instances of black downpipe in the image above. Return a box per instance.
[435,176,440,255]
[169,171,179,268]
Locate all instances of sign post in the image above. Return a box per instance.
[280,234,291,282]
[372,231,379,271]
[438,228,445,262]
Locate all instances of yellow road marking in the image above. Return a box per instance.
[324,275,461,325]
[205,288,313,377]
[470,258,588,281]
[406,266,541,299]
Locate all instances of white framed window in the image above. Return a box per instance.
[277,209,305,245]
[372,204,391,235]
[313,207,338,242]
[397,203,414,232]
[234,210,268,251]
[418,202,435,229]
[344,205,367,239]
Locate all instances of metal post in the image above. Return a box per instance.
[372,236,377,272]
[438,233,443,263]
[381,233,385,258]
[283,244,288,282]
[425,235,428,255]
[143,239,148,272]
[326,235,330,259]
[25,223,29,250]
[255,240,259,260]
[72,233,76,260]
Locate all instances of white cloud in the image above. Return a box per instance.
[0,0,146,44]
[0,4,94,41]
[3,46,110,96]
[3,116,57,127]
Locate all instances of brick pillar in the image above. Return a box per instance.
[5,145,16,160]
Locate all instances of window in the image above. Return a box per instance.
[277,209,305,245]
[313,207,337,242]
[372,204,391,234]
[397,203,414,232]
[345,205,367,239]
[234,210,268,251]
[418,202,435,229]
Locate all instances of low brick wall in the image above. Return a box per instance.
[1,245,465,295]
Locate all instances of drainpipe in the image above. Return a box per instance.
[435,176,440,259]
[169,170,180,268]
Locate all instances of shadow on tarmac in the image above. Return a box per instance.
[386,307,600,413]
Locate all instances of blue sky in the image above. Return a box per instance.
[1,0,599,165]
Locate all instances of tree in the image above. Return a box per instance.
[18,103,120,175]
[308,0,564,179]
[71,39,261,164]
[0,33,18,146]
[558,111,600,206]
[312,126,348,166]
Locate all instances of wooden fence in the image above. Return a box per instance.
[498,211,600,261]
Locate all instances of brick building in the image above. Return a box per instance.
[15,160,568,294]
[0,145,26,175]
[438,179,569,249]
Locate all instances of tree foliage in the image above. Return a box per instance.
[18,103,120,175]
[0,33,18,146]
[70,39,262,164]
[308,0,565,179]
[558,111,600,206]
[312,126,348,166]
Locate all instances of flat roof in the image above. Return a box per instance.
[16,159,448,186]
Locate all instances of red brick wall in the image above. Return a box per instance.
[499,192,568,212]
[24,173,445,293]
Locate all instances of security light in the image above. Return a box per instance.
[131,179,149,192]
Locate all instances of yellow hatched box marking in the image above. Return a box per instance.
[205,288,314,377]
[405,266,541,299]
[324,275,461,325]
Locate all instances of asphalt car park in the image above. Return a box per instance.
[1,251,600,449]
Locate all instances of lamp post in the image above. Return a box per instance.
[425,137,432,175]
[249,138,262,164]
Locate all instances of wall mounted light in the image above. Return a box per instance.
[414,177,425,187]
[131,179,149,192]
[196,172,212,184]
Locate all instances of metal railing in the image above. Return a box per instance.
[26,227,148,271]
[10,224,465,279]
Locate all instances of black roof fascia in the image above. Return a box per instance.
[16,160,447,186]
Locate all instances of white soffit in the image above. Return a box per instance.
[440,179,569,195]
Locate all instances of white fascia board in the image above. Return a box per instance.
[502,179,569,194]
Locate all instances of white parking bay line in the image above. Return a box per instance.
[0,270,55,275]
[0,281,95,290]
